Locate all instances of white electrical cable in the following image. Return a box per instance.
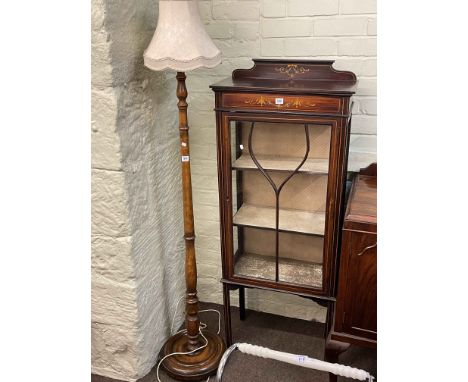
[199,309,221,334]
[156,328,210,382]
[170,295,185,335]
[156,300,221,382]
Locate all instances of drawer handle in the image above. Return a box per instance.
[356,243,377,256]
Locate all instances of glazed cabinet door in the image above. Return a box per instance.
[230,119,330,291]
[216,112,349,297]
[336,230,377,340]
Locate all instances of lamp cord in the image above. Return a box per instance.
[156,298,221,382]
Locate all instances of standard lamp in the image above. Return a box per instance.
[144,0,225,380]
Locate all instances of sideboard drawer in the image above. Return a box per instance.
[221,92,342,114]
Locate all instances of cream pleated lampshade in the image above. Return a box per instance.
[144,0,221,71]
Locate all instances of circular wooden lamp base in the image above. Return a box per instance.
[159,331,226,381]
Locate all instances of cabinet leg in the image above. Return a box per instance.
[239,286,246,321]
[325,301,334,338]
[223,283,232,346]
[325,338,350,382]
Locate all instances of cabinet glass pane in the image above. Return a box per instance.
[230,120,331,289]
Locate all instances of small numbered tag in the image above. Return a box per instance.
[181,155,190,162]
[181,142,187,147]
[275,98,284,105]
[297,355,306,364]
[240,144,244,150]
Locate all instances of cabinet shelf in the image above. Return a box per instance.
[232,151,376,174]
[234,252,323,288]
[233,204,325,236]
[232,154,329,174]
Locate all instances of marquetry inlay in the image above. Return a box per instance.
[222,93,341,114]
[275,64,311,78]
[243,96,313,109]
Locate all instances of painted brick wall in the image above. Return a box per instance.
[188,0,377,322]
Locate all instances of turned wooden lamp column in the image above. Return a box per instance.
[144,1,225,380]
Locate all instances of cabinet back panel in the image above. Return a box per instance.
[243,171,328,212]
[241,122,331,159]
[243,227,323,263]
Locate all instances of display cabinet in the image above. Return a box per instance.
[210,59,357,345]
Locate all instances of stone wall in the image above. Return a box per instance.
[91,0,185,380]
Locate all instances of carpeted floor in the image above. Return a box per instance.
[92,302,376,382]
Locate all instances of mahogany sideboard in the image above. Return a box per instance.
[325,163,377,381]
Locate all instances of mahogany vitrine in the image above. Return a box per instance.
[210,59,357,346]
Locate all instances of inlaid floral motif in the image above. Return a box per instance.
[244,95,268,106]
[274,64,310,78]
[243,96,314,109]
